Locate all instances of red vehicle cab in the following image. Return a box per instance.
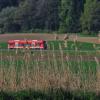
[8,40,47,50]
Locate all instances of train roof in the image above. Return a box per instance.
[8,40,45,43]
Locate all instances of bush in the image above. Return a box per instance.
[0,28,5,34]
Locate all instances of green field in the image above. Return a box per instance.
[0,40,100,50]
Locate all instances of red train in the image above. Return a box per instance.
[8,40,47,50]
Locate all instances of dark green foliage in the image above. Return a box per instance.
[0,0,100,34]
[59,0,84,33]
[0,7,19,33]
[0,90,99,100]
[81,0,100,34]
[0,0,19,11]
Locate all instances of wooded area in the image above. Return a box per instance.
[0,0,100,34]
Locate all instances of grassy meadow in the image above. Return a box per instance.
[0,40,100,99]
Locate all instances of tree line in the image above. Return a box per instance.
[0,0,100,34]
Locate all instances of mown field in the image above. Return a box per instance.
[0,40,100,100]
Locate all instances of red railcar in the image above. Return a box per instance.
[8,40,47,50]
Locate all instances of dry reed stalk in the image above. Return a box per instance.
[54,33,59,40]
[59,44,65,72]
[15,48,18,54]
[47,49,52,71]
[88,60,96,91]
[20,66,28,90]
[33,59,40,90]
[95,57,100,94]
[0,45,99,93]
[39,50,49,91]
[73,34,78,43]
[33,70,50,91]
[64,34,69,41]
[0,51,3,90]
[64,40,68,48]
[25,52,31,85]
[59,70,72,90]
[8,66,17,91]
[0,67,5,91]
[68,74,81,91]
[80,54,96,91]
[93,43,96,49]
[52,44,58,72]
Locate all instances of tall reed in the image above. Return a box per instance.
[0,45,99,94]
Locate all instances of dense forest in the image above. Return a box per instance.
[0,0,100,34]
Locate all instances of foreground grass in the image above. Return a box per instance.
[0,41,100,99]
[0,90,99,100]
[0,50,99,91]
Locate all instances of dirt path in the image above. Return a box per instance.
[0,33,100,44]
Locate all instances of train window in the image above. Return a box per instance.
[24,44,31,47]
[15,43,18,47]
[18,44,23,46]
[31,44,34,47]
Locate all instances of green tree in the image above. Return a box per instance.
[43,0,60,31]
[14,0,60,32]
[0,0,19,11]
[14,0,37,32]
[0,7,19,33]
[59,0,72,33]
[81,0,100,34]
[90,1,100,33]
[59,0,83,33]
